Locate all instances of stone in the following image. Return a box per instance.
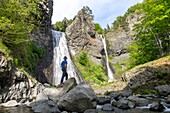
[155,85,170,96]
[117,98,130,110]
[110,92,122,101]
[149,102,165,112]
[32,101,60,113]
[43,78,77,102]
[84,109,98,113]
[128,101,135,108]
[57,82,97,112]
[167,95,170,103]
[121,90,133,97]
[97,97,110,105]
[128,95,150,107]
[36,91,48,101]
[0,100,19,107]
[102,104,114,111]
[111,98,117,107]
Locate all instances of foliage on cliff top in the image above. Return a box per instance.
[53,18,73,32]
[94,23,104,34]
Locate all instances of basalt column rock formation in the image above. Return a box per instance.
[65,6,103,65]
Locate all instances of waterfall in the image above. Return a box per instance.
[101,36,115,82]
[52,30,83,85]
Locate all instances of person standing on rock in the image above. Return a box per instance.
[60,56,68,83]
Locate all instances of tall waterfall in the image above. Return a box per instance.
[101,36,115,82]
[52,30,83,85]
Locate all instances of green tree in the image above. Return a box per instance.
[54,18,73,32]
[0,0,40,44]
[94,23,104,34]
[0,0,42,72]
[79,52,88,66]
[128,0,170,68]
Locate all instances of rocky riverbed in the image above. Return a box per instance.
[1,78,170,113]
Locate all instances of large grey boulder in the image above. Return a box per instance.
[57,82,97,112]
[37,78,77,103]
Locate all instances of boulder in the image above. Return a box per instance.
[0,100,19,107]
[41,78,77,102]
[111,98,117,107]
[97,97,110,105]
[57,82,97,112]
[121,90,133,97]
[102,104,114,111]
[84,109,98,113]
[128,101,135,108]
[127,95,150,106]
[116,98,130,110]
[149,102,165,112]
[32,100,60,113]
[110,92,122,101]
[155,85,170,96]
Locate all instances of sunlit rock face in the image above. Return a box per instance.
[106,13,142,73]
[65,6,103,65]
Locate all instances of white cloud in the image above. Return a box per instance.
[52,0,143,28]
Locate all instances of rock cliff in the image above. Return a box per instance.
[0,52,44,103]
[0,0,53,103]
[66,6,103,64]
[106,13,142,75]
[122,56,170,89]
[32,0,53,83]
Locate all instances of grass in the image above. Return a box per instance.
[73,52,108,85]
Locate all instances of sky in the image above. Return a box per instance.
[52,0,143,28]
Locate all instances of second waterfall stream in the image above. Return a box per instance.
[101,35,115,82]
[52,30,83,85]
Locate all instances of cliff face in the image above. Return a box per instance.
[106,13,142,74]
[122,56,170,90]
[0,0,53,103]
[66,6,103,65]
[32,0,53,83]
[0,52,44,103]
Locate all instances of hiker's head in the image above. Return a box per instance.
[63,56,67,60]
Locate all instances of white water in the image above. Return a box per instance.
[137,103,170,112]
[101,35,115,82]
[52,30,83,85]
